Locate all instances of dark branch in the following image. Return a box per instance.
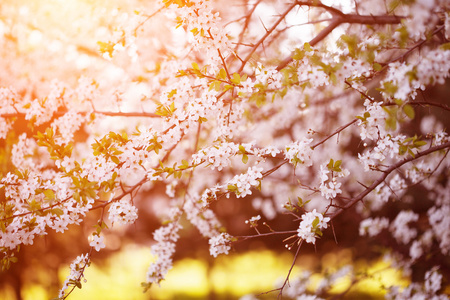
[237,2,299,73]
[277,13,403,71]
[330,141,450,219]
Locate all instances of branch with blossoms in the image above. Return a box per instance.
[229,141,450,295]
[1,0,450,299]
[331,141,450,219]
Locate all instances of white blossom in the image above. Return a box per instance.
[390,211,419,245]
[359,217,389,237]
[209,232,232,257]
[285,138,314,167]
[89,234,105,252]
[297,209,330,244]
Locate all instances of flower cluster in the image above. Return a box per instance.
[428,205,450,255]
[192,142,241,171]
[386,266,447,300]
[11,133,40,171]
[409,230,433,261]
[0,87,18,139]
[226,166,263,198]
[184,196,222,238]
[318,160,349,200]
[358,134,407,172]
[315,265,353,294]
[297,55,329,88]
[89,234,106,252]
[359,217,390,237]
[0,164,96,254]
[24,79,69,126]
[297,209,330,244]
[108,199,138,226]
[402,0,440,41]
[283,270,313,299]
[58,253,90,299]
[283,265,353,300]
[245,215,261,228]
[192,142,281,171]
[357,99,387,141]
[285,138,314,167]
[164,0,232,68]
[146,221,181,286]
[51,112,86,145]
[255,65,283,90]
[209,232,232,257]
[381,48,450,102]
[390,210,419,245]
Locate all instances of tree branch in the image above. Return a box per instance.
[330,141,450,219]
[312,119,358,150]
[238,2,299,73]
[277,13,403,71]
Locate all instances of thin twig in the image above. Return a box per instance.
[238,2,299,73]
[331,141,450,219]
[312,119,358,150]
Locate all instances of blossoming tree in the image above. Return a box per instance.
[0,0,449,299]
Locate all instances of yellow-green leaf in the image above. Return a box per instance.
[403,104,415,119]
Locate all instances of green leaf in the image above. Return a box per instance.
[292,48,305,61]
[209,81,221,92]
[327,159,334,170]
[190,27,199,36]
[373,63,382,72]
[231,73,241,84]
[394,99,403,106]
[329,72,337,85]
[0,221,6,233]
[97,41,115,58]
[333,160,342,172]
[395,26,409,48]
[380,81,398,95]
[303,42,312,52]
[440,42,450,51]
[73,192,80,202]
[242,154,248,164]
[218,68,227,80]
[340,34,358,57]
[167,89,177,98]
[256,180,261,191]
[414,140,427,147]
[403,104,415,119]
[385,117,397,131]
[75,280,82,289]
[52,208,64,216]
[111,156,120,165]
[227,185,237,192]
[312,217,320,228]
[389,0,400,11]
[43,189,55,201]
